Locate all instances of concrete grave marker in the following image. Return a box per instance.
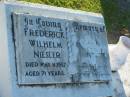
[13,13,111,84]
[0,1,113,97]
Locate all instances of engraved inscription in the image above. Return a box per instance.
[13,13,111,84]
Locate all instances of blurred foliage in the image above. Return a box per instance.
[101,0,130,33]
[100,0,130,43]
[21,0,102,12]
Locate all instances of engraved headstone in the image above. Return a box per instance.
[0,1,113,97]
[13,13,111,84]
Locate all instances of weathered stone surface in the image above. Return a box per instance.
[108,36,130,97]
[13,13,111,84]
[119,54,130,97]
[109,36,130,71]
[111,71,127,97]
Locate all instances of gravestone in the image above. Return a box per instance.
[0,1,113,97]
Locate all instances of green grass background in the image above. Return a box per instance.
[21,0,130,43]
